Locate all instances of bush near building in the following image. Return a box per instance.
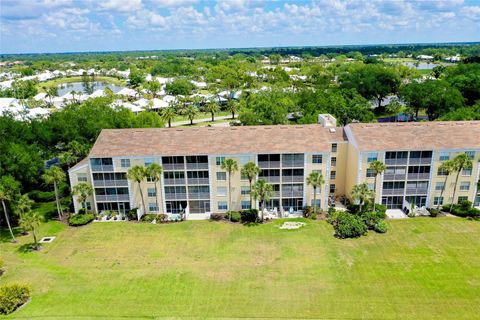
[68,213,94,226]
[0,284,30,315]
[442,201,480,218]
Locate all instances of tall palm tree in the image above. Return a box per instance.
[0,184,16,243]
[161,107,176,128]
[72,182,93,210]
[146,163,163,213]
[221,158,239,220]
[16,194,34,235]
[306,171,325,214]
[241,162,261,209]
[251,179,274,222]
[46,87,58,106]
[351,183,374,213]
[204,102,220,122]
[185,105,199,125]
[42,166,66,220]
[450,153,473,211]
[438,160,455,209]
[20,210,42,250]
[226,100,239,119]
[368,160,387,211]
[127,165,147,216]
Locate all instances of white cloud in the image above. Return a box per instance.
[461,6,480,21]
[100,0,143,13]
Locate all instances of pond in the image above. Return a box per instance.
[57,81,125,96]
[401,62,453,70]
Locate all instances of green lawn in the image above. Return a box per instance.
[1,216,480,319]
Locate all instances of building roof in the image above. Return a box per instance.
[89,125,346,158]
[70,157,89,171]
[347,121,480,151]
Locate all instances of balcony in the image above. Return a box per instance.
[93,179,128,187]
[186,163,209,170]
[91,165,114,172]
[272,191,281,198]
[407,173,430,180]
[409,158,432,165]
[258,161,280,169]
[383,174,406,181]
[385,158,408,166]
[282,190,304,198]
[282,160,304,168]
[261,176,280,183]
[406,188,428,195]
[95,194,129,202]
[282,176,304,183]
[163,163,185,171]
[165,193,187,200]
[187,178,209,185]
[188,192,210,200]
[163,178,185,185]
[382,189,405,196]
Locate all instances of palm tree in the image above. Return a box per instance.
[368,160,387,211]
[146,163,163,213]
[70,90,77,103]
[241,162,261,209]
[59,151,77,170]
[226,100,239,119]
[204,102,220,122]
[221,158,238,220]
[46,87,58,106]
[185,105,199,125]
[42,166,66,220]
[351,183,375,213]
[0,184,16,242]
[251,179,274,222]
[127,165,147,216]
[437,160,454,209]
[16,194,34,235]
[161,107,176,128]
[306,171,325,214]
[20,210,42,250]
[72,182,93,210]
[450,153,473,211]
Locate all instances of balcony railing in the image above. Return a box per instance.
[261,176,280,183]
[165,193,187,200]
[406,188,428,195]
[188,192,210,200]
[282,160,304,168]
[409,158,432,165]
[281,190,304,198]
[383,174,406,181]
[407,173,430,180]
[385,158,408,166]
[187,178,210,185]
[272,191,281,198]
[186,163,209,170]
[91,165,114,172]
[95,194,129,202]
[382,189,405,196]
[258,161,280,169]
[93,179,128,187]
[281,176,304,183]
[163,163,185,171]
[163,178,186,185]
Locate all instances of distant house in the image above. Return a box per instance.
[417,55,434,60]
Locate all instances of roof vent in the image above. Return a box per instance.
[329,128,336,133]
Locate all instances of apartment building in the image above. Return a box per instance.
[69,118,480,218]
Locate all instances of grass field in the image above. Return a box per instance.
[1,215,480,319]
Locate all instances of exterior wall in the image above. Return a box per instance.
[344,142,359,202]
[358,151,385,203]
[68,164,94,213]
[332,141,348,197]
[304,152,330,210]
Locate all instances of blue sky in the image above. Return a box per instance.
[1,0,479,54]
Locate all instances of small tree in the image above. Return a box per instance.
[221,158,239,220]
[241,162,261,209]
[351,183,375,213]
[146,163,163,213]
[161,107,176,128]
[42,166,66,220]
[438,160,454,209]
[127,165,147,216]
[450,153,473,211]
[20,210,43,250]
[306,171,325,214]
[16,194,34,235]
[226,100,239,119]
[204,102,220,122]
[72,182,93,211]
[0,183,17,243]
[251,179,274,222]
[184,105,199,125]
[368,160,387,211]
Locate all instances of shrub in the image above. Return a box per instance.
[140,214,157,223]
[428,208,440,217]
[127,208,138,220]
[68,213,94,226]
[333,212,367,239]
[78,208,87,215]
[27,190,55,202]
[240,209,258,223]
[157,214,168,223]
[210,212,225,221]
[327,208,340,225]
[0,284,30,315]
[225,211,241,223]
[359,211,383,229]
[443,201,480,218]
[374,204,387,215]
[303,206,317,219]
[374,220,389,233]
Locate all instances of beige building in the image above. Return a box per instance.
[69,117,480,218]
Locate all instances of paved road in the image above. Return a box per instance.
[170,114,237,127]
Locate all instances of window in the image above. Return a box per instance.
[311,199,321,207]
[460,182,470,191]
[241,201,251,210]
[439,152,449,161]
[216,172,226,181]
[435,182,445,191]
[312,154,322,164]
[241,186,250,195]
[331,143,337,153]
[146,175,155,182]
[366,169,375,178]
[458,196,468,203]
[465,151,475,160]
[144,158,155,166]
[148,188,156,197]
[330,171,336,180]
[241,172,248,180]
[85,202,92,210]
[368,183,375,191]
[367,153,378,163]
[218,201,228,210]
[216,156,225,166]
[329,184,336,193]
[149,203,158,212]
[437,168,448,176]
[120,159,130,168]
[217,187,227,196]
[239,156,250,165]
[433,197,443,206]
[462,168,472,176]
[77,173,87,182]
[331,157,337,166]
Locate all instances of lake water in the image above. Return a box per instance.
[57,82,125,96]
[401,62,439,70]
